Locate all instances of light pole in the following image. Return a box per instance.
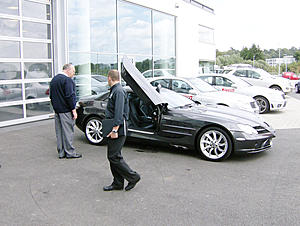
[278,48,281,75]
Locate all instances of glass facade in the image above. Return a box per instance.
[67,0,176,98]
[0,0,53,126]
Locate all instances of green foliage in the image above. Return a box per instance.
[240,44,265,61]
[294,51,300,62]
[216,45,300,74]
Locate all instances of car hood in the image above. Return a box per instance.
[172,104,272,129]
[247,85,284,97]
[121,56,167,106]
[203,90,254,103]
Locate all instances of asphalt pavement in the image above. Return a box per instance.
[0,94,299,226]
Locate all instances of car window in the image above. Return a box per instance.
[215,76,233,87]
[200,76,213,85]
[150,79,170,89]
[172,79,192,94]
[154,71,164,77]
[233,70,247,78]
[249,70,260,79]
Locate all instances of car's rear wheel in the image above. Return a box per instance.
[254,96,269,114]
[84,117,105,145]
[196,127,232,161]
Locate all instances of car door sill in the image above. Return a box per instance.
[128,128,154,135]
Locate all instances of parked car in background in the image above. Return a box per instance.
[142,69,175,78]
[91,74,107,83]
[148,76,259,113]
[282,72,300,88]
[224,67,293,94]
[73,75,109,99]
[282,72,299,80]
[198,73,287,114]
[296,80,300,93]
[75,56,275,161]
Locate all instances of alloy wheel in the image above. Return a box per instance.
[198,128,231,161]
[85,118,103,144]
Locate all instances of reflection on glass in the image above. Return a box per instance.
[199,61,214,74]
[0,63,21,80]
[69,52,91,75]
[154,57,175,70]
[91,54,117,76]
[0,18,19,37]
[68,0,91,52]
[26,101,51,115]
[0,40,20,58]
[23,21,51,39]
[23,42,51,59]
[0,105,23,122]
[0,83,22,103]
[25,82,50,99]
[134,56,152,74]
[90,0,116,53]
[118,0,151,55]
[23,0,50,20]
[24,62,52,79]
[153,11,175,57]
[0,0,19,15]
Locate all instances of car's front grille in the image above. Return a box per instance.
[253,126,269,134]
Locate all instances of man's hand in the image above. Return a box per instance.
[72,109,77,120]
[107,131,118,139]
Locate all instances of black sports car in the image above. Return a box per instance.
[75,56,275,161]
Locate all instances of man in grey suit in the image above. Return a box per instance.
[50,63,82,159]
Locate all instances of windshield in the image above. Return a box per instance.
[159,88,194,108]
[186,77,217,92]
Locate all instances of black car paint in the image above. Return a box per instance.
[75,56,276,161]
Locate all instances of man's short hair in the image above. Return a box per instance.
[63,63,73,71]
[108,69,120,81]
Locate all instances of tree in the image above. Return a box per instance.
[240,44,265,61]
[294,51,300,62]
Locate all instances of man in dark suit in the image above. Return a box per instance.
[103,69,140,191]
[50,63,82,159]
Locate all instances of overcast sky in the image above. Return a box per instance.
[213,0,300,51]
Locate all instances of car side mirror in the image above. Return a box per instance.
[188,89,197,95]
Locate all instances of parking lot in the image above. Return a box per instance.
[0,94,299,225]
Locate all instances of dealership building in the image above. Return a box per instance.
[0,0,216,127]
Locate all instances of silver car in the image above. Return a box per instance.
[148,76,259,114]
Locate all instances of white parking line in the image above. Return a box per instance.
[261,95,300,130]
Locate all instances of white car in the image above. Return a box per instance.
[198,73,287,114]
[224,67,293,94]
[148,76,259,114]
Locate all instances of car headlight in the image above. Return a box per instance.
[237,124,258,135]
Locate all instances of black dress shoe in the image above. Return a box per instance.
[125,175,141,191]
[58,155,65,159]
[66,153,82,159]
[103,184,123,191]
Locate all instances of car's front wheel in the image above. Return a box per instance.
[254,96,269,114]
[270,85,282,91]
[84,117,105,145]
[196,127,232,161]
